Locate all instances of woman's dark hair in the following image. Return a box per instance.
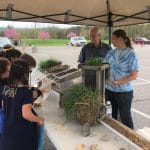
[9,59,30,87]
[0,58,10,77]
[112,29,132,48]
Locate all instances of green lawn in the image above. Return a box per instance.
[21,39,109,46]
[22,39,69,46]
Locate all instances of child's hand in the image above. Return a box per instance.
[31,87,43,101]
[33,91,38,99]
[38,117,44,125]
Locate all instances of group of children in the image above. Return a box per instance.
[0,45,44,150]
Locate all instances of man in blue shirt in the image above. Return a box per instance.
[78,27,111,63]
[78,27,111,89]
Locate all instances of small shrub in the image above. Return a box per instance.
[63,85,104,126]
[38,59,61,72]
[85,57,103,66]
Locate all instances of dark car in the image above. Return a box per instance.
[134,37,150,44]
[10,39,19,46]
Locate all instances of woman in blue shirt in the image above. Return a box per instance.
[104,29,139,129]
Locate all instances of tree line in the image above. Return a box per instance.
[0,23,150,40]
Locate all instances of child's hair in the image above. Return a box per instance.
[0,44,22,61]
[20,53,36,67]
[0,58,10,77]
[2,44,14,51]
[5,49,22,61]
[0,51,6,57]
[9,59,30,87]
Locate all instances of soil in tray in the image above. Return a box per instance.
[55,68,77,77]
[48,65,69,73]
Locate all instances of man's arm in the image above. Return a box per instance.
[78,47,86,63]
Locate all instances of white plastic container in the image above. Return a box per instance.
[106,101,112,117]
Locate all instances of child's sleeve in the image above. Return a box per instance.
[22,88,33,105]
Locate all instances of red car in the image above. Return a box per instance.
[134,37,150,44]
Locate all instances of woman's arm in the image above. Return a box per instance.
[108,71,138,85]
[22,104,44,125]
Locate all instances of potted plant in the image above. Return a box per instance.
[63,85,104,126]
[80,57,109,95]
[38,58,62,73]
[85,57,103,66]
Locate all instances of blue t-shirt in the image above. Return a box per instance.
[104,47,139,92]
[0,86,38,150]
[0,86,35,137]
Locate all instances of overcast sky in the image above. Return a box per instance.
[0,21,76,29]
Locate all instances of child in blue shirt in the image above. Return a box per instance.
[0,59,44,150]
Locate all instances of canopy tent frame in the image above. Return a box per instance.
[1,9,149,24]
[0,0,150,45]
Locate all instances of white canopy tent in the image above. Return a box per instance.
[0,0,150,44]
[1,0,150,26]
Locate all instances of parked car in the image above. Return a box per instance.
[70,36,87,46]
[0,37,12,50]
[134,37,150,44]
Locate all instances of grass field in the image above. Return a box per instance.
[22,39,108,46]
[22,39,69,46]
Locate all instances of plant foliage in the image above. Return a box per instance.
[85,57,103,66]
[38,58,61,71]
[63,85,103,125]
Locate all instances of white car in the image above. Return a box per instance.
[0,37,12,50]
[70,36,87,47]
